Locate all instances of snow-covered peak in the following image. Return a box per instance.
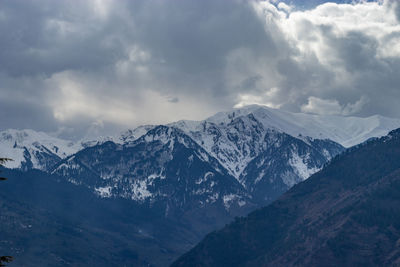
[113,125,155,144]
[165,105,400,179]
[75,125,156,148]
[206,105,265,125]
[0,129,81,156]
[0,129,82,169]
[201,105,400,148]
[72,105,400,152]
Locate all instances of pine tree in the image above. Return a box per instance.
[0,257,12,267]
[0,158,12,180]
[0,158,13,266]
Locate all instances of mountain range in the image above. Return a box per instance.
[1,105,400,266]
[3,105,399,171]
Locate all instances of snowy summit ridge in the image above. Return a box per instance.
[174,105,400,148]
[1,105,400,172]
[166,105,400,178]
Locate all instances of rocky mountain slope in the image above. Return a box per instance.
[172,128,400,267]
[51,126,252,215]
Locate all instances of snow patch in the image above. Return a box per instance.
[289,152,320,181]
[95,186,113,198]
[131,179,152,201]
[238,199,246,207]
[195,171,214,185]
[223,194,238,210]
[207,193,219,203]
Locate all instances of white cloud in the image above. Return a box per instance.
[243,0,400,117]
[301,96,369,115]
[47,71,137,124]
[234,87,282,109]
[45,70,218,130]
[277,2,293,13]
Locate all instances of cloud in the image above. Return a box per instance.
[277,2,293,13]
[247,0,400,116]
[234,87,283,109]
[301,96,369,115]
[167,97,179,103]
[0,0,400,138]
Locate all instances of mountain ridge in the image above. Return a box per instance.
[2,105,399,174]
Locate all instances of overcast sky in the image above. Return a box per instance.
[1,0,399,139]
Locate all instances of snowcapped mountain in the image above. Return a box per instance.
[2,105,400,209]
[174,105,400,148]
[51,126,343,211]
[0,129,82,170]
[0,127,153,171]
[168,105,400,179]
[3,105,399,173]
[52,125,252,215]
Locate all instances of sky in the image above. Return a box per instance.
[1,0,400,139]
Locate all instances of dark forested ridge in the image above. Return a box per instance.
[0,168,228,266]
[172,128,400,266]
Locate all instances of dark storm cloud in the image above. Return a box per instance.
[127,0,274,73]
[117,0,281,106]
[0,98,56,131]
[0,72,56,130]
[0,0,128,77]
[0,0,399,139]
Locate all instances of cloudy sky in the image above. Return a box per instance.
[1,0,399,139]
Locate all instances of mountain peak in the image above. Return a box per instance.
[0,128,81,169]
[200,105,400,148]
